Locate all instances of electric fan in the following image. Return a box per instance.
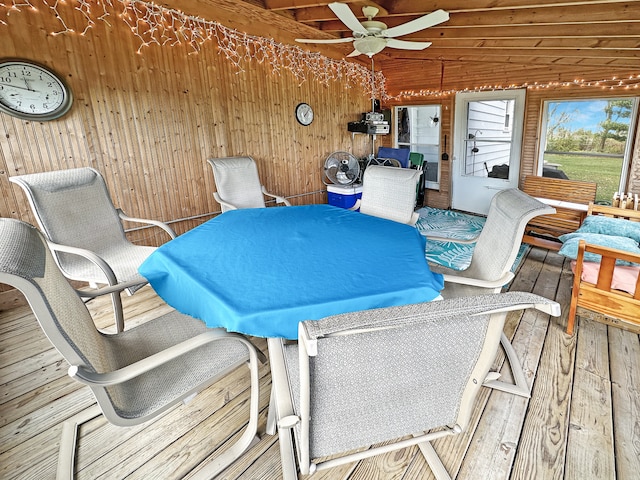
[323,151,361,186]
[296,3,449,58]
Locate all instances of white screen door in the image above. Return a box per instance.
[452,89,526,215]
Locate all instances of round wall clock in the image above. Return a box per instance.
[0,59,73,121]
[295,102,314,126]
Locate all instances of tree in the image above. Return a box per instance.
[597,99,632,151]
[547,103,575,138]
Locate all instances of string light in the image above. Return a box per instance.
[388,75,640,100]
[0,0,385,99]
[1,1,636,100]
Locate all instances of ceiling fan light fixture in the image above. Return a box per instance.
[354,36,387,57]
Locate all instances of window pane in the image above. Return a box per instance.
[540,98,637,204]
[463,100,516,178]
[396,105,441,187]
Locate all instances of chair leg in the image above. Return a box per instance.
[482,332,530,397]
[265,384,277,436]
[416,440,452,480]
[57,404,103,480]
[189,344,262,480]
[266,338,299,480]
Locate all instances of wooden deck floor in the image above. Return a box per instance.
[1,247,639,479]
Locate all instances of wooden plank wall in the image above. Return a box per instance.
[0,1,372,242]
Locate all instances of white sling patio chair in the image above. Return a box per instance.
[207,156,291,212]
[10,167,176,332]
[424,188,556,396]
[268,292,560,480]
[351,164,422,226]
[0,218,263,480]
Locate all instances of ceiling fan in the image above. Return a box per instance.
[295,2,449,58]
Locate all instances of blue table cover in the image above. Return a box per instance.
[139,204,444,339]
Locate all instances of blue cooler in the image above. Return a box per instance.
[327,184,363,209]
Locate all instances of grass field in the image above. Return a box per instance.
[543,153,623,205]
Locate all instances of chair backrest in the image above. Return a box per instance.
[207,156,267,211]
[359,165,421,225]
[283,292,559,469]
[0,218,117,386]
[409,152,424,168]
[466,188,556,282]
[10,168,128,253]
[377,147,411,168]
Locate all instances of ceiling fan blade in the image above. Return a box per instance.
[386,39,432,50]
[329,2,369,35]
[295,37,354,44]
[382,9,449,38]
[347,49,361,57]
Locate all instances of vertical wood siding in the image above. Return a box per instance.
[0,2,372,243]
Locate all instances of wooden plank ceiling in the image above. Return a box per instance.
[231,0,639,96]
[253,0,639,67]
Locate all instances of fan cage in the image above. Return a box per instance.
[323,151,361,186]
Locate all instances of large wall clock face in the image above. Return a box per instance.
[0,60,73,121]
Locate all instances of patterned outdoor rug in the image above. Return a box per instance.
[416,206,530,272]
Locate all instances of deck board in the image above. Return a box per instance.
[1,248,639,479]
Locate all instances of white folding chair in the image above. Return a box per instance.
[351,164,422,225]
[0,218,263,480]
[268,292,560,479]
[207,156,291,212]
[10,167,176,332]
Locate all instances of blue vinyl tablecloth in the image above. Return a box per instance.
[139,204,444,339]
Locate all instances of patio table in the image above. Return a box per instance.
[138,204,444,339]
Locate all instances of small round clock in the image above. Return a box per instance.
[0,59,73,121]
[295,102,314,126]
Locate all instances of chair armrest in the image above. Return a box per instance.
[262,186,292,206]
[46,240,119,286]
[213,192,238,211]
[117,209,176,239]
[76,278,149,298]
[69,329,265,386]
[442,271,515,289]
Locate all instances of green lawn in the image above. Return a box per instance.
[543,153,623,205]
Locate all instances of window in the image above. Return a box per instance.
[395,105,441,189]
[464,99,517,178]
[538,98,639,204]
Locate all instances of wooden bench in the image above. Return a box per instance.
[521,175,597,250]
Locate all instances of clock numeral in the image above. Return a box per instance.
[0,77,11,83]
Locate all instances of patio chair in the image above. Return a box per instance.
[268,292,560,480]
[207,156,291,212]
[10,167,176,332]
[0,218,263,480]
[425,188,556,396]
[377,146,411,168]
[350,165,422,226]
